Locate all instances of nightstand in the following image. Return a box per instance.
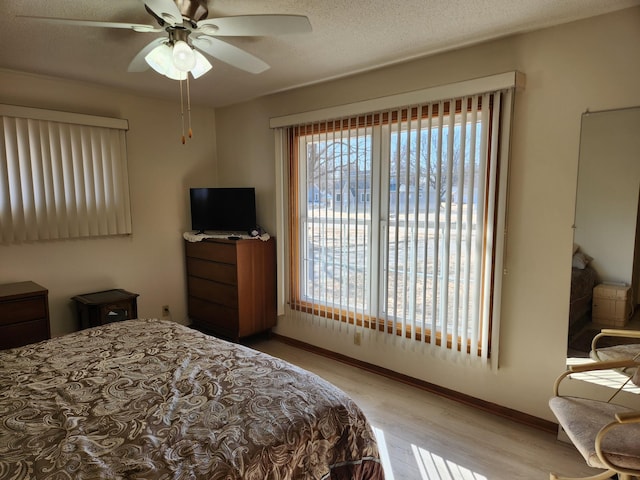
[72,289,139,329]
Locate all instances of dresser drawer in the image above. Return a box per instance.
[186,241,237,264]
[188,297,239,338]
[0,296,47,326]
[186,257,238,285]
[0,318,49,349]
[188,276,238,308]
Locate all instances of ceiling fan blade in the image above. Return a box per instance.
[196,15,311,37]
[139,0,183,26]
[128,37,166,72]
[17,15,160,32]
[192,36,269,74]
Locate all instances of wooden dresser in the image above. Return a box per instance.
[185,238,276,341]
[0,281,50,350]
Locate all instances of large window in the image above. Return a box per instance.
[273,74,518,365]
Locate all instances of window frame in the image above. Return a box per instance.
[272,72,521,367]
[289,97,499,354]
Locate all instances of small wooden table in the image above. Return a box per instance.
[72,289,139,329]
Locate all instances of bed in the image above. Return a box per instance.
[0,319,384,480]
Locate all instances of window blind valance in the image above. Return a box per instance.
[0,105,129,130]
[0,105,131,243]
[269,71,524,128]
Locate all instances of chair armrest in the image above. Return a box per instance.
[553,359,639,395]
[600,329,640,338]
[595,411,640,472]
[616,411,640,424]
[569,359,638,373]
[592,329,640,353]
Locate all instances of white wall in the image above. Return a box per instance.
[0,70,218,335]
[214,7,640,421]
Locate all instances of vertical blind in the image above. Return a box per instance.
[0,105,131,243]
[382,96,500,356]
[272,73,519,366]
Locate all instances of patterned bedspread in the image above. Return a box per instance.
[0,319,384,480]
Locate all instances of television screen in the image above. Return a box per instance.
[190,187,257,233]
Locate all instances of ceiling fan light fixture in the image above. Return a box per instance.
[145,43,172,72]
[172,40,196,72]
[164,66,188,81]
[191,51,212,79]
[145,43,187,80]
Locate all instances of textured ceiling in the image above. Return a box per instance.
[1,0,638,108]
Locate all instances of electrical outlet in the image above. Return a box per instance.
[162,305,170,317]
[354,331,362,346]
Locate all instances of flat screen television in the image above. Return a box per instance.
[190,187,257,233]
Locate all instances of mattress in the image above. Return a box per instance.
[0,319,384,480]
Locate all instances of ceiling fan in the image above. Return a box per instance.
[18,0,312,77]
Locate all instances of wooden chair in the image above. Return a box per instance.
[549,359,640,480]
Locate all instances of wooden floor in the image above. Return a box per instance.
[245,337,602,480]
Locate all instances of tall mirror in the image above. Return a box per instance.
[567,106,640,356]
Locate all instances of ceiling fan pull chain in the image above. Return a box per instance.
[187,75,193,139]
[179,77,186,144]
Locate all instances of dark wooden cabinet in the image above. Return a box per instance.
[185,238,276,341]
[72,289,139,329]
[0,281,50,350]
